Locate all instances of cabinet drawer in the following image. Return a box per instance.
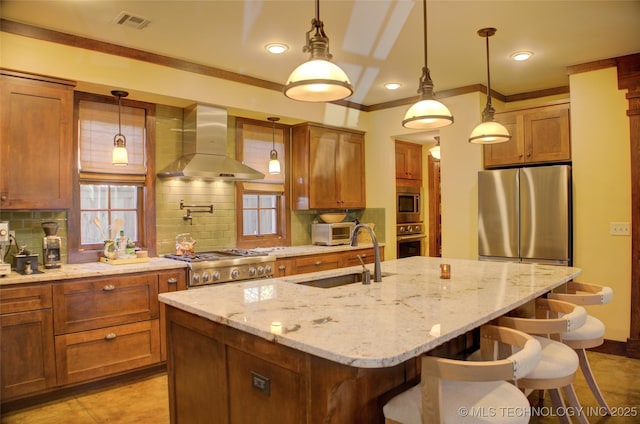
[53,274,159,334]
[55,319,160,385]
[0,284,52,314]
[341,248,378,267]
[294,253,342,275]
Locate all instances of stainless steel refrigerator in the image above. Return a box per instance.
[478,165,572,265]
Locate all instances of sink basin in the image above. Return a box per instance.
[297,271,392,288]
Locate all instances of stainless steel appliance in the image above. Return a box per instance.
[311,222,355,246]
[478,165,572,265]
[397,222,426,258]
[164,249,275,288]
[42,221,62,269]
[396,186,421,224]
[0,221,11,276]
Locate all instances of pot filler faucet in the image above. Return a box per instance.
[350,224,382,282]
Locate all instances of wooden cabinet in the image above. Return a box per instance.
[292,123,366,210]
[274,247,385,277]
[53,273,161,385]
[158,269,188,361]
[0,284,56,400]
[0,70,75,209]
[395,141,423,181]
[483,103,571,168]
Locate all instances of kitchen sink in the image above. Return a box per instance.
[297,271,392,288]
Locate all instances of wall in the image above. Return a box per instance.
[570,67,631,342]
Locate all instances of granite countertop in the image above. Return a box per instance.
[159,256,582,368]
[0,257,188,285]
[0,244,383,285]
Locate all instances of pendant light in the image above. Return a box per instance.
[284,0,353,102]
[402,0,453,130]
[468,28,511,144]
[111,90,129,166]
[429,136,441,159]
[267,117,281,175]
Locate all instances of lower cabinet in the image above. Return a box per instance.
[274,247,385,277]
[0,284,56,400]
[0,268,187,403]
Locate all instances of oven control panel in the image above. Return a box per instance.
[397,223,424,235]
[189,260,275,287]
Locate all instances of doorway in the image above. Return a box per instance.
[427,154,441,257]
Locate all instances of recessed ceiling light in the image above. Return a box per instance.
[265,43,288,54]
[384,82,401,90]
[511,51,533,61]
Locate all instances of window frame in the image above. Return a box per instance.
[235,117,291,248]
[68,91,156,263]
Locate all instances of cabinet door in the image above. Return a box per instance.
[274,258,295,277]
[395,141,422,180]
[53,273,159,334]
[525,104,571,163]
[0,309,56,399]
[55,320,160,384]
[337,133,366,208]
[158,269,187,361]
[483,111,525,167]
[0,73,74,209]
[309,127,341,209]
[340,247,384,268]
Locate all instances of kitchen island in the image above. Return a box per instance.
[160,256,581,423]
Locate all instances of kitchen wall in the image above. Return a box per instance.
[0,211,67,265]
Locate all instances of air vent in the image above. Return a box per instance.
[113,11,150,30]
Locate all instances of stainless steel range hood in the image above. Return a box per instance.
[157,104,264,181]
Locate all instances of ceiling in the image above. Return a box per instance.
[2,0,639,108]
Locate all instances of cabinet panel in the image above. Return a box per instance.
[0,72,74,209]
[483,112,524,167]
[227,347,304,424]
[309,129,340,208]
[340,247,384,268]
[338,133,366,208]
[395,141,423,181]
[0,309,56,399]
[53,273,159,334]
[55,320,160,384]
[0,283,52,314]
[158,269,187,361]
[274,258,295,277]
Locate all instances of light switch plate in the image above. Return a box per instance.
[610,222,631,236]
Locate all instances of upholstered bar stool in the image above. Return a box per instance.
[549,282,613,413]
[383,325,541,424]
[499,298,588,424]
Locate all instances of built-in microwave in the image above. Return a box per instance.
[396,186,421,223]
[311,222,355,246]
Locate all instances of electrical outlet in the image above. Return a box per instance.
[9,230,15,238]
[610,222,631,236]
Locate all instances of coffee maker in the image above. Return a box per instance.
[42,222,62,269]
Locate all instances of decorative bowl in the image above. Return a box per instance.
[318,213,347,224]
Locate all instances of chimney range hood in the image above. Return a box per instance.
[157,104,264,181]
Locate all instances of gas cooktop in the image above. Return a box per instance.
[164,249,269,263]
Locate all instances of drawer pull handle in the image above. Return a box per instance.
[278,265,286,271]
[103,284,116,291]
[315,261,322,266]
[104,332,117,340]
[167,278,178,285]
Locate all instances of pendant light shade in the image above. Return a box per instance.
[402,0,453,130]
[429,136,441,159]
[284,0,353,102]
[267,117,281,175]
[468,28,511,144]
[111,90,129,166]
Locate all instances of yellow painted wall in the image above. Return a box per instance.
[570,67,631,342]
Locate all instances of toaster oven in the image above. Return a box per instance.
[311,223,355,246]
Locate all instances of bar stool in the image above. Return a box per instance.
[499,298,588,424]
[549,281,613,413]
[382,325,541,424]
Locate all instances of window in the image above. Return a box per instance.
[235,118,290,248]
[69,92,156,263]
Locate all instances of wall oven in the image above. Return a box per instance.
[397,223,426,258]
[396,186,421,224]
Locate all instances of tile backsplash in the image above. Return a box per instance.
[1,104,385,266]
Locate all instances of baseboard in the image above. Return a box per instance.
[588,338,632,357]
[626,337,640,358]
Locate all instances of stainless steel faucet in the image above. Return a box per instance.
[350,224,382,282]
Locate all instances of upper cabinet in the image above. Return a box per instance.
[292,123,365,210]
[395,141,423,182]
[483,103,571,168]
[0,71,75,209]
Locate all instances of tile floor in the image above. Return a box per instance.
[1,351,638,423]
